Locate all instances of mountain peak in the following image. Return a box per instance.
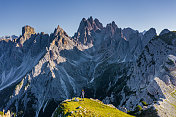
[112,21,117,28]
[87,16,94,24]
[15,25,36,46]
[144,28,156,38]
[78,17,103,33]
[54,25,63,34]
[54,25,69,37]
[22,25,35,37]
[105,21,118,31]
[159,29,170,36]
[142,28,156,46]
[105,21,120,38]
[74,17,103,44]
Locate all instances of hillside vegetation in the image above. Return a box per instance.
[52,98,133,117]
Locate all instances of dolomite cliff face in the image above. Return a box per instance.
[0,17,175,117]
[98,31,176,117]
[16,25,36,46]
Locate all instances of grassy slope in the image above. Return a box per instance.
[0,111,4,116]
[53,98,133,117]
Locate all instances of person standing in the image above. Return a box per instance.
[81,89,85,101]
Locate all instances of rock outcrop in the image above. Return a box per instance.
[159,29,170,36]
[22,25,35,37]
[16,25,36,46]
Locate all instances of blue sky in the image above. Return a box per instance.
[0,0,176,36]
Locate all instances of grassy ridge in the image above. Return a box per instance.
[53,98,133,117]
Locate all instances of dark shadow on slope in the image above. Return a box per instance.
[0,82,17,110]
[86,61,134,106]
[38,99,61,117]
[137,107,159,117]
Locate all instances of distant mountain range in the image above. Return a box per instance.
[0,17,176,117]
[0,35,18,41]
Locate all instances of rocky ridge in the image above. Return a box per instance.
[0,17,175,117]
[0,35,18,41]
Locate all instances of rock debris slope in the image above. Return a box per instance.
[0,17,175,117]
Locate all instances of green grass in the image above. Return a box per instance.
[53,98,134,117]
[127,105,143,116]
[136,105,142,111]
[0,111,4,116]
[141,101,148,106]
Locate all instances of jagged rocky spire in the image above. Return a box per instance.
[104,21,122,39]
[74,16,104,45]
[77,16,103,33]
[53,25,69,38]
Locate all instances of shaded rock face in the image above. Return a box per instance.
[142,28,156,47]
[0,17,175,117]
[73,16,103,45]
[105,21,120,39]
[159,29,170,36]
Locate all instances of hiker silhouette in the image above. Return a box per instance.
[81,89,85,101]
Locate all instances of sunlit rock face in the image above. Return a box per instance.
[22,25,35,37]
[15,25,36,47]
[1,17,176,117]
